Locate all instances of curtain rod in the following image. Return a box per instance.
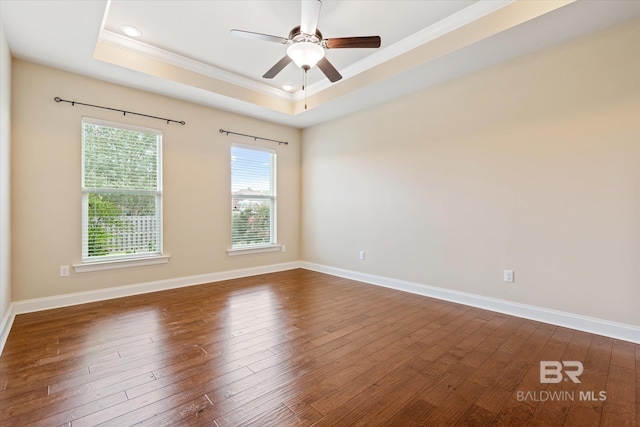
[219,128,288,145]
[54,97,186,125]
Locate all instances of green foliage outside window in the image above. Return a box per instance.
[83,120,161,259]
[232,202,271,246]
[87,193,121,257]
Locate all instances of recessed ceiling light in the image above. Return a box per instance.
[120,25,143,38]
[282,84,295,92]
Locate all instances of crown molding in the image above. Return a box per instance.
[297,0,514,100]
[98,30,294,101]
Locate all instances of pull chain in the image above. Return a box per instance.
[303,69,308,110]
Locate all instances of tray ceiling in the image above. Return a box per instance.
[2,0,639,128]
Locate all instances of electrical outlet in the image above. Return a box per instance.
[281,245,286,252]
[359,251,365,260]
[60,265,70,277]
[504,269,514,283]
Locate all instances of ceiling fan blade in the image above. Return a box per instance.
[317,57,342,83]
[230,29,289,44]
[263,56,293,79]
[324,36,381,49]
[301,0,322,35]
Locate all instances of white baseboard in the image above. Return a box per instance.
[0,302,15,356]
[1,260,637,357]
[0,261,302,355]
[301,262,640,344]
[12,261,303,315]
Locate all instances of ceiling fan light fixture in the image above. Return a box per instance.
[287,42,324,70]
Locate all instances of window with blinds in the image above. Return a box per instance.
[231,144,276,248]
[82,117,162,262]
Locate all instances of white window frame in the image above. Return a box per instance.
[77,117,167,271]
[228,143,279,256]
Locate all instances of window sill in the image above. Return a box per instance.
[73,255,170,273]
[227,245,282,257]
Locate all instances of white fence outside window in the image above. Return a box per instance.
[106,216,159,254]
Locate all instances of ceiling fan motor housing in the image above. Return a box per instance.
[289,25,323,44]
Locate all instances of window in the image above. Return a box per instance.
[82,117,162,263]
[231,144,276,249]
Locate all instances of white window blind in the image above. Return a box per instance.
[82,117,162,262]
[231,144,276,248]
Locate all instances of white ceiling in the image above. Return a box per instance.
[104,0,476,89]
[1,0,640,128]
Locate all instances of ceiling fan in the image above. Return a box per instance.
[230,0,381,84]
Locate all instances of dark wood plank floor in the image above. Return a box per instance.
[0,269,637,426]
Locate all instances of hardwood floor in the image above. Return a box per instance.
[0,269,637,426]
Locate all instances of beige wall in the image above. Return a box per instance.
[301,19,640,326]
[11,60,301,301]
[7,18,640,329]
[0,22,11,321]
